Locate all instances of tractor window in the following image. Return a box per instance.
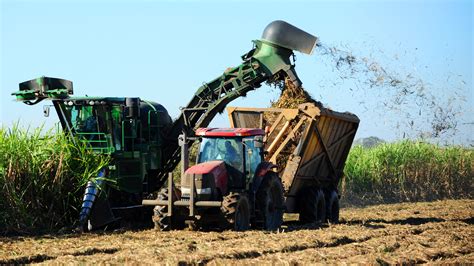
[243,138,262,178]
[198,137,243,172]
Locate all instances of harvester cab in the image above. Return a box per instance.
[12,77,170,156]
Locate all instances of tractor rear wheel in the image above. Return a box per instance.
[298,188,326,224]
[152,188,184,231]
[325,190,339,224]
[256,173,285,231]
[221,192,250,231]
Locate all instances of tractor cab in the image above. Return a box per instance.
[180,128,265,201]
[155,127,282,231]
[196,128,265,180]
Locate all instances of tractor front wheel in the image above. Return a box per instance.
[221,192,250,231]
[152,188,184,231]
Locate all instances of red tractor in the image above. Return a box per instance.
[144,127,285,231]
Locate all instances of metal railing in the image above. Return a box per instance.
[77,132,115,154]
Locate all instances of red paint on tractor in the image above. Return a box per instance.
[196,128,265,137]
[185,161,228,195]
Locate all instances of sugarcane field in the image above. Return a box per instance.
[1,1,473,265]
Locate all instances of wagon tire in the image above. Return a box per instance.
[299,187,326,224]
[325,190,339,224]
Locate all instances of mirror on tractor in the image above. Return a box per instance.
[43,105,50,117]
[254,136,264,148]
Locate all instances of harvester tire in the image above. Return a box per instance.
[325,190,339,224]
[298,188,326,224]
[256,173,285,231]
[221,192,250,231]
[152,188,184,231]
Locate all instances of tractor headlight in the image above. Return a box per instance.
[181,187,212,195]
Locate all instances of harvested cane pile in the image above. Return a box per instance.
[268,75,321,109]
[263,75,322,174]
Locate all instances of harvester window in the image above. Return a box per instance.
[69,106,92,132]
[68,106,106,134]
[111,106,122,150]
[61,104,116,153]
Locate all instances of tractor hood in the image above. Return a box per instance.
[182,161,228,199]
[185,161,226,175]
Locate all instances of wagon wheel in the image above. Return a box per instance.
[298,187,326,224]
[256,173,285,231]
[221,192,250,231]
[325,190,339,224]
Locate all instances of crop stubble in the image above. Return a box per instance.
[0,199,472,264]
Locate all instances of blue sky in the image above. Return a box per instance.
[1,0,472,144]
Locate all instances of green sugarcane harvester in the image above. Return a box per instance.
[12,21,354,231]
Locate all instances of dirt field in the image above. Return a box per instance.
[1,199,472,264]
